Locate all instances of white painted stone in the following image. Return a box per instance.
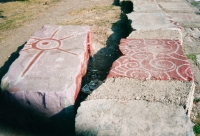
[127,13,182,41]
[76,99,194,136]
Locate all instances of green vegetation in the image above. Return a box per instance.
[194,98,200,103]
[0,0,60,41]
[186,54,199,66]
[191,1,200,7]
[194,123,200,135]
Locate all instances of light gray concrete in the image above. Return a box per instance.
[86,78,195,115]
[133,2,163,13]
[169,13,200,27]
[76,99,194,136]
[127,13,182,41]
[158,2,194,13]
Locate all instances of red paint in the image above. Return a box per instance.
[108,39,194,81]
[21,28,78,77]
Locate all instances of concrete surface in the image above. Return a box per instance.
[86,78,195,115]
[133,2,163,13]
[108,39,194,81]
[127,13,182,41]
[158,2,194,13]
[169,13,200,27]
[183,28,200,54]
[76,99,194,136]
[1,25,91,117]
[197,54,200,64]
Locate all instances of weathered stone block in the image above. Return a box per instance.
[134,2,163,13]
[87,78,195,116]
[127,13,182,41]
[108,39,194,81]
[1,25,92,117]
[76,99,194,136]
[158,2,194,13]
[169,13,200,27]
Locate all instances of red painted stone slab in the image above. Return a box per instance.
[1,25,91,117]
[108,39,194,81]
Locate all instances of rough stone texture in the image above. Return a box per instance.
[87,78,195,115]
[183,28,200,54]
[169,13,200,28]
[158,2,194,13]
[188,59,200,98]
[127,13,182,41]
[108,39,194,81]
[76,99,195,136]
[133,2,163,13]
[197,54,200,64]
[1,25,91,117]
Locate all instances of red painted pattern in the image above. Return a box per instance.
[21,28,77,77]
[108,39,194,81]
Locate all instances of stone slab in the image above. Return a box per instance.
[127,13,182,40]
[108,39,194,81]
[133,2,163,13]
[183,28,200,54]
[1,25,92,117]
[158,2,194,13]
[169,13,200,27]
[76,99,194,136]
[87,77,195,115]
[197,54,200,64]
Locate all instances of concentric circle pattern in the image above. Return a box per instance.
[108,39,194,81]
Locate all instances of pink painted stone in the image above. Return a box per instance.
[108,39,194,81]
[1,25,92,117]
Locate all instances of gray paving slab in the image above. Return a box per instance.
[183,28,200,54]
[76,99,194,136]
[127,13,182,41]
[169,13,200,27]
[158,2,194,13]
[133,2,163,13]
[87,78,195,116]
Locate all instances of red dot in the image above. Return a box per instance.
[42,42,49,45]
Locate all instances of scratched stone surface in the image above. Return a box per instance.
[1,25,91,117]
[169,13,200,27]
[133,2,163,13]
[108,39,194,81]
[127,13,182,40]
[158,2,194,13]
[76,99,194,136]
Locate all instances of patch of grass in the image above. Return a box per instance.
[191,1,200,7]
[61,5,121,46]
[186,54,199,66]
[0,0,61,41]
[194,124,200,135]
[194,98,200,103]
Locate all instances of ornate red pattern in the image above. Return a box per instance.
[108,39,194,81]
